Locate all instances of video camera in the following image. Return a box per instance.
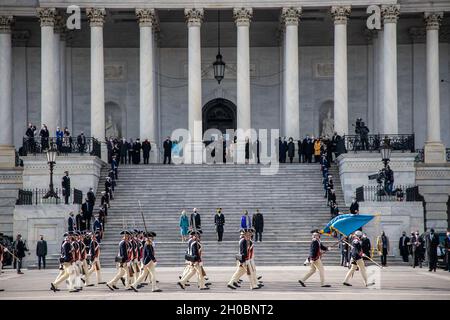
[368,168,387,185]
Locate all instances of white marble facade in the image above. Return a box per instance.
[1,1,450,151]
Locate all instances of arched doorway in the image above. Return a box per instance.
[202,98,237,135]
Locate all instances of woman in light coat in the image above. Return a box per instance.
[179,210,189,242]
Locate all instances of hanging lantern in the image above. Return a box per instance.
[213,10,225,84]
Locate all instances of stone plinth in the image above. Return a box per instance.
[424,142,446,164]
[22,155,104,195]
[415,163,450,231]
[0,167,23,235]
[360,202,425,257]
[0,145,16,168]
[13,204,79,267]
[337,152,417,205]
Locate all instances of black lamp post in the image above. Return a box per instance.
[213,10,225,84]
[42,144,59,200]
[380,142,392,168]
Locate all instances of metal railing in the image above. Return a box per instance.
[415,148,450,162]
[21,136,101,158]
[343,134,415,153]
[16,188,83,205]
[357,184,419,202]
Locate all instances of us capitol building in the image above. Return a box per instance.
[0,1,449,265]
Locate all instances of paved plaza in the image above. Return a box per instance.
[0,266,449,300]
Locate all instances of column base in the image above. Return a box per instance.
[0,145,16,168]
[184,141,203,164]
[424,141,446,164]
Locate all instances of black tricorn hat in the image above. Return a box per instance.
[120,230,131,236]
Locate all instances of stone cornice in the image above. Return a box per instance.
[135,8,156,28]
[381,4,400,24]
[37,7,56,27]
[424,12,443,31]
[184,8,204,27]
[281,7,302,26]
[233,7,253,27]
[86,7,106,27]
[0,15,13,34]
[331,6,351,25]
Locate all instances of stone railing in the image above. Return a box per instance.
[21,136,101,158]
[415,148,450,162]
[355,184,422,202]
[343,134,415,153]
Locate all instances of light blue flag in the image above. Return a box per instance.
[321,214,375,236]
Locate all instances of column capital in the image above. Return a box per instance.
[331,6,351,25]
[136,8,156,28]
[281,7,302,26]
[381,5,400,24]
[184,8,204,27]
[37,7,56,27]
[233,7,253,27]
[0,15,14,34]
[86,8,106,27]
[424,12,443,31]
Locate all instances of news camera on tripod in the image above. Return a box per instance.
[351,118,370,151]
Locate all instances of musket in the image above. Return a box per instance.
[138,200,148,233]
[341,238,384,269]
[4,248,19,260]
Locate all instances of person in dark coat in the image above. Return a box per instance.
[287,137,295,163]
[190,208,201,231]
[444,230,450,272]
[349,198,359,214]
[214,208,225,242]
[411,231,425,268]
[302,135,312,163]
[68,211,76,232]
[361,233,371,260]
[127,138,134,164]
[119,138,128,164]
[132,138,142,164]
[163,137,172,164]
[76,210,86,232]
[399,231,410,262]
[15,234,28,274]
[77,132,86,154]
[245,138,250,163]
[36,235,47,270]
[111,156,119,180]
[39,124,49,151]
[254,139,260,164]
[86,189,96,229]
[61,170,71,205]
[252,209,264,242]
[427,228,440,272]
[297,139,304,163]
[142,139,152,164]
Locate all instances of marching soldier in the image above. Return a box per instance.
[106,230,131,291]
[130,232,162,292]
[78,232,90,287]
[343,231,375,287]
[298,232,331,287]
[0,234,5,291]
[51,232,78,293]
[177,231,209,290]
[196,231,211,288]
[85,231,105,285]
[247,229,263,287]
[71,231,84,290]
[227,229,260,290]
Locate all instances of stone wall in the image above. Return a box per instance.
[360,202,425,257]
[21,155,104,196]
[337,152,417,205]
[0,168,23,236]
[13,204,79,267]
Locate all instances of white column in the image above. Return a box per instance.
[381,5,400,134]
[377,28,384,134]
[282,7,301,140]
[37,8,57,136]
[234,7,253,163]
[60,31,67,128]
[136,9,156,142]
[0,16,15,167]
[331,6,351,136]
[86,8,106,158]
[185,8,204,164]
[53,15,62,131]
[424,12,446,163]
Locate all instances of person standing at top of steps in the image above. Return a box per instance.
[163,136,172,164]
[298,232,331,288]
[190,208,201,232]
[214,208,225,242]
[252,210,264,242]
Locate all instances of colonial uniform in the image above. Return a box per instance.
[343,232,372,287]
[130,232,161,292]
[106,231,131,290]
[299,234,330,287]
[178,231,208,290]
[51,233,77,292]
[86,232,104,285]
